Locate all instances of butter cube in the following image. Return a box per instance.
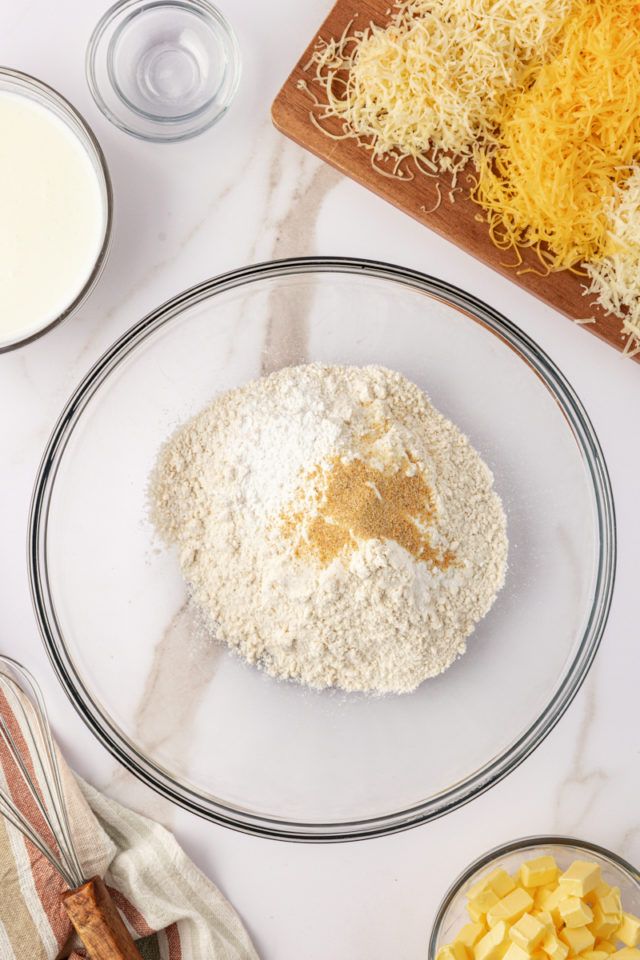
[614,951,640,960]
[595,942,617,954]
[521,858,560,889]
[542,932,569,960]
[536,888,558,911]
[504,944,530,960]
[438,946,457,960]
[599,890,622,922]
[581,951,611,960]
[472,890,502,914]
[585,883,613,907]
[453,943,472,960]
[468,874,496,901]
[469,870,517,902]
[539,885,568,924]
[560,926,595,955]
[438,943,471,960]
[510,914,547,951]
[558,897,594,928]
[488,869,518,900]
[594,884,614,901]
[559,862,602,899]
[455,923,487,949]
[591,908,622,940]
[475,921,510,960]
[488,890,535,929]
[533,910,554,932]
[469,902,490,923]
[617,914,640,948]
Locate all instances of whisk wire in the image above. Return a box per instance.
[0,657,85,890]
[12,663,86,886]
[0,785,78,888]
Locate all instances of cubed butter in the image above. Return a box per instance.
[559,925,595,955]
[468,875,497,901]
[594,883,614,901]
[455,923,487,949]
[472,890,502,914]
[521,858,560,889]
[533,910,554,932]
[542,931,569,960]
[591,908,621,940]
[475,921,510,960]
[438,946,457,960]
[503,944,530,960]
[438,942,471,960]
[595,942,617,954]
[535,888,557,911]
[559,863,602,899]
[540,885,568,924]
[510,913,547,951]
[488,890,535,928]
[451,943,471,960]
[469,902,487,924]
[599,890,622,922]
[585,883,612,907]
[617,914,640,948]
[557,897,594,928]
[440,858,637,960]
[469,870,517,902]
[487,869,518,900]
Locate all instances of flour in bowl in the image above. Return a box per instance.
[150,364,507,694]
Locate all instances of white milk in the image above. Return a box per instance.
[0,91,106,346]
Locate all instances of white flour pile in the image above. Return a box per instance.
[150,364,507,694]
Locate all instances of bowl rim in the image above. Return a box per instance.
[428,834,640,960]
[28,256,617,842]
[0,66,113,353]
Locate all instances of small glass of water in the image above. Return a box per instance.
[86,0,241,142]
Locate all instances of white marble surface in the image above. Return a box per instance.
[1,1,639,958]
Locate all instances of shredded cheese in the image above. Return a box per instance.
[307,0,572,177]
[472,0,640,271]
[583,166,640,356]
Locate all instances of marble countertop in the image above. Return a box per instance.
[1,1,639,957]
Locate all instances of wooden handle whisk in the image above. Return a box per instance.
[0,656,143,960]
[61,876,142,960]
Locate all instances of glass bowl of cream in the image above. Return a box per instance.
[0,68,112,352]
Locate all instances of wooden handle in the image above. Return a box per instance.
[61,876,143,960]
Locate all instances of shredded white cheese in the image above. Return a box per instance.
[307,0,573,178]
[584,167,640,357]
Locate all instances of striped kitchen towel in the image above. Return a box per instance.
[0,689,259,960]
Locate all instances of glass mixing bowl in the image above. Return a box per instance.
[0,68,112,352]
[429,837,640,958]
[29,258,615,840]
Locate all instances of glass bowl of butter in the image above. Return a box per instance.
[430,837,640,960]
[0,68,112,352]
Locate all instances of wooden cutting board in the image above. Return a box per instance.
[271,0,635,362]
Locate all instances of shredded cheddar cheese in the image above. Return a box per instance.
[305,0,640,358]
[584,167,640,357]
[472,0,640,271]
[307,0,572,178]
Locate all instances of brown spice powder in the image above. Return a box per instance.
[280,456,457,569]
